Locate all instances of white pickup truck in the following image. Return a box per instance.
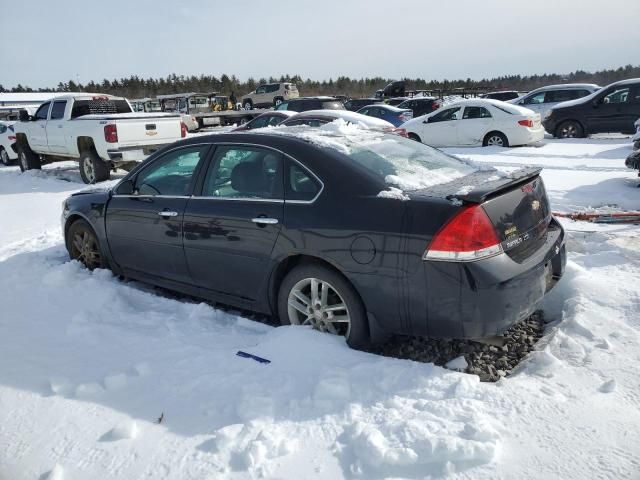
[14,94,185,183]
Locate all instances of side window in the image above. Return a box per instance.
[247,116,269,129]
[267,115,284,126]
[463,106,491,119]
[276,102,289,111]
[524,92,546,105]
[546,90,575,103]
[50,101,67,120]
[203,146,283,199]
[35,102,50,121]
[628,86,640,104]
[0,125,6,134]
[359,108,370,115]
[602,87,629,104]
[255,85,266,94]
[286,161,320,201]
[430,107,461,122]
[134,146,208,196]
[268,84,279,93]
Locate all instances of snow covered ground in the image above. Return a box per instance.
[0,135,639,480]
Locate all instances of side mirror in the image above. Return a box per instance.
[115,179,135,195]
[423,117,430,124]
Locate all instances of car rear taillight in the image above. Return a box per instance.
[423,204,503,262]
[390,127,409,138]
[518,119,534,127]
[8,135,16,141]
[104,124,118,143]
[181,122,187,137]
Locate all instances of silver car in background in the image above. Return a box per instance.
[510,84,600,121]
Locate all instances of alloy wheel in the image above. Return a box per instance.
[71,229,101,269]
[19,151,28,170]
[487,135,505,146]
[83,157,96,183]
[287,277,351,337]
[559,124,578,138]
[0,149,9,165]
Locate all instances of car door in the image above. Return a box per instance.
[253,85,268,107]
[587,85,635,133]
[458,106,493,145]
[45,100,68,153]
[182,144,284,301]
[418,106,461,146]
[29,102,51,151]
[105,144,211,284]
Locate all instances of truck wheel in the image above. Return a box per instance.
[79,150,110,184]
[0,148,12,166]
[243,101,253,110]
[17,144,41,172]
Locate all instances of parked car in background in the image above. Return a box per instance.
[0,121,17,166]
[62,130,565,348]
[373,80,406,100]
[509,84,600,120]
[240,83,299,110]
[232,111,296,131]
[356,104,412,127]
[13,94,185,183]
[402,99,543,147]
[280,109,394,130]
[344,98,382,111]
[397,97,441,117]
[483,91,521,101]
[275,96,345,112]
[543,78,640,138]
[632,118,640,150]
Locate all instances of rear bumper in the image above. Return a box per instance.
[106,143,173,163]
[510,126,545,146]
[420,218,566,339]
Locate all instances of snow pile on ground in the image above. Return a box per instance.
[1,136,640,479]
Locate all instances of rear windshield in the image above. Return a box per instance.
[321,101,345,110]
[71,99,132,118]
[492,103,522,115]
[342,134,475,190]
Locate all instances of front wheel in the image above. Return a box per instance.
[555,120,584,139]
[79,150,111,184]
[17,144,41,172]
[483,131,509,147]
[66,219,106,270]
[278,264,370,349]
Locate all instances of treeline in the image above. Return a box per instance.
[2,65,639,99]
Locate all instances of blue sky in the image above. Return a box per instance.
[2,0,639,88]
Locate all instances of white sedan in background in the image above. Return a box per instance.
[401,99,544,147]
[0,121,18,166]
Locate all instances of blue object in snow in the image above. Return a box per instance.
[236,351,271,364]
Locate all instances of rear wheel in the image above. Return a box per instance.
[243,100,253,110]
[79,150,110,184]
[17,144,41,172]
[66,219,106,270]
[0,148,11,166]
[408,133,422,142]
[278,263,370,349]
[483,131,509,147]
[555,120,583,139]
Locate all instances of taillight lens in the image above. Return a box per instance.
[423,204,502,262]
[518,119,534,127]
[390,127,408,137]
[181,122,187,137]
[8,135,16,141]
[104,124,118,143]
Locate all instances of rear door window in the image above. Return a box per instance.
[603,87,630,104]
[463,106,492,119]
[524,92,546,105]
[286,161,320,201]
[50,100,67,120]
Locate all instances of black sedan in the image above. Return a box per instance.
[62,129,566,348]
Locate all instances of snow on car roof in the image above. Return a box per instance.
[286,110,394,128]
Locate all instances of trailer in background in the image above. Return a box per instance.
[156,92,267,129]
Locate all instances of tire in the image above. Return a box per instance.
[0,147,11,166]
[243,100,253,111]
[555,120,584,139]
[483,131,509,147]
[79,150,110,184]
[277,263,370,349]
[274,97,284,107]
[632,139,639,151]
[408,133,422,142]
[17,143,41,172]
[66,219,106,270]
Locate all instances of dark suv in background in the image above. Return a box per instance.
[276,96,345,112]
[397,97,441,117]
[543,78,640,138]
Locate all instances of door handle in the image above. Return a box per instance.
[251,217,278,225]
[158,210,178,217]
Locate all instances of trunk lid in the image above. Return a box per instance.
[113,115,182,146]
[412,167,552,262]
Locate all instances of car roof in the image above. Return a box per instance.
[606,77,640,87]
[288,96,340,101]
[526,83,600,93]
[372,104,411,112]
[283,109,394,128]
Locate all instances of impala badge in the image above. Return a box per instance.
[532,200,540,211]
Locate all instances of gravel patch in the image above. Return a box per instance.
[367,311,548,382]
